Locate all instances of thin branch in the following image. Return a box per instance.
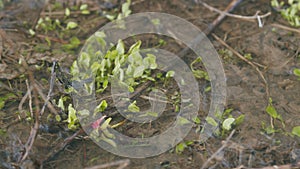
[178,0,244,58]
[212,33,273,128]
[201,129,236,169]
[240,160,300,169]
[25,80,33,118]
[36,34,68,44]
[35,82,58,115]
[84,159,130,169]
[211,33,270,99]
[40,6,102,16]
[18,87,30,115]
[40,61,56,116]
[42,129,84,163]
[198,1,271,21]
[19,56,41,163]
[271,23,300,34]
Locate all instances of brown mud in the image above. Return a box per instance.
[0,0,299,168]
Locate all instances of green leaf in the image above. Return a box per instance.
[204,86,211,92]
[265,125,276,134]
[223,108,233,117]
[102,128,115,139]
[100,133,117,147]
[205,117,218,127]
[81,10,90,15]
[105,14,116,21]
[78,52,91,70]
[100,117,112,130]
[133,65,145,78]
[0,100,5,110]
[28,29,35,36]
[151,18,160,25]
[235,114,245,126]
[70,61,79,76]
[266,100,279,119]
[116,40,125,55]
[91,62,101,75]
[128,51,143,65]
[192,70,209,80]
[293,68,300,77]
[146,112,158,117]
[192,116,201,124]
[121,0,132,17]
[271,0,280,7]
[63,37,81,50]
[244,53,253,60]
[128,40,141,54]
[65,104,78,130]
[143,54,157,69]
[126,64,133,75]
[0,93,17,110]
[288,0,294,5]
[55,115,61,122]
[95,100,108,113]
[222,118,235,130]
[95,31,106,38]
[166,70,175,78]
[80,4,88,10]
[58,97,65,110]
[175,142,186,154]
[128,86,134,93]
[78,109,90,116]
[292,126,300,137]
[66,21,78,29]
[65,8,70,16]
[119,68,124,81]
[128,101,140,112]
[178,116,191,125]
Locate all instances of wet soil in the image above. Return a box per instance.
[0,0,299,169]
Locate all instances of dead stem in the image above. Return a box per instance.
[41,129,84,165]
[40,7,101,16]
[211,33,270,99]
[178,0,243,58]
[84,159,130,169]
[271,23,300,34]
[25,80,33,118]
[201,129,236,169]
[237,160,300,169]
[211,33,273,130]
[36,34,68,44]
[40,61,56,116]
[198,1,271,21]
[19,56,41,163]
[35,82,58,115]
[18,86,30,116]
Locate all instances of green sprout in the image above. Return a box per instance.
[271,0,300,27]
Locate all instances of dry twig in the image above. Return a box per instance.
[211,33,270,98]
[41,129,84,164]
[84,159,130,169]
[40,61,56,116]
[19,56,41,162]
[201,129,236,169]
[211,33,273,128]
[236,160,300,169]
[25,80,33,118]
[35,82,58,115]
[178,0,244,58]
[271,23,300,34]
[198,1,271,21]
